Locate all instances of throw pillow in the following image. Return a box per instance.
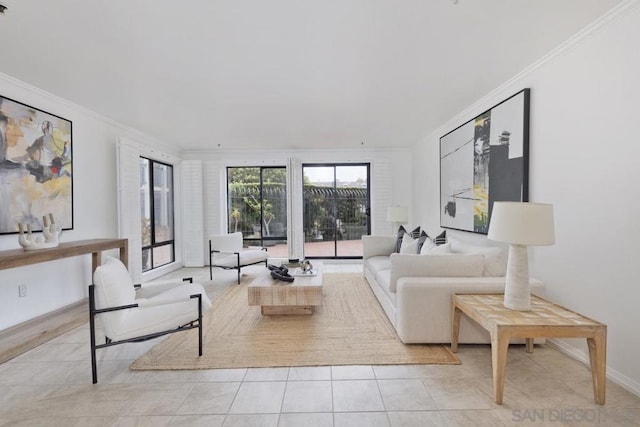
[416,229,447,248]
[399,233,420,254]
[433,230,447,246]
[418,236,437,254]
[416,231,429,252]
[425,241,452,254]
[395,225,420,253]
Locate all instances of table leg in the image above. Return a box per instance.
[525,338,534,353]
[491,327,510,404]
[120,240,129,269]
[587,328,607,405]
[92,252,100,274]
[451,305,462,353]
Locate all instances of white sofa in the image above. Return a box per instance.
[362,235,544,344]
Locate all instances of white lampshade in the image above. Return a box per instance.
[386,206,408,223]
[488,202,555,246]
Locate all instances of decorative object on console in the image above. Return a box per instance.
[440,88,529,235]
[0,94,73,235]
[17,213,62,250]
[488,202,555,311]
[386,206,408,234]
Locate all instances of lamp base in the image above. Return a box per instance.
[504,244,531,311]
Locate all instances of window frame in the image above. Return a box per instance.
[226,166,287,248]
[140,157,175,272]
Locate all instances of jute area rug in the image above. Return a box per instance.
[131,273,459,370]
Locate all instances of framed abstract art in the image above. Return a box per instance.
[0,95,73,234]
[440,89,529,234]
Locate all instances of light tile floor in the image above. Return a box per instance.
[1,264,639,426]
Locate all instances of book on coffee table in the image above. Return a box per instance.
[289,268,318,277]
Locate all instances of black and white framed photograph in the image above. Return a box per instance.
[440,88,529,234]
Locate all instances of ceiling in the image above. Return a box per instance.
[0,0,621,151]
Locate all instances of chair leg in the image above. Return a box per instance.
[89,285,98,384]
[209,241,213,280]
[198,294,203,356]
[236,253,241,284]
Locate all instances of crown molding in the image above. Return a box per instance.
[0,71,177,156]
[439,0,640,137]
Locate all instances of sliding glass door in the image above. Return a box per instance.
[303,164,370,258]
[227,167,287,257]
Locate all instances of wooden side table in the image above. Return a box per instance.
[451,293,607,405]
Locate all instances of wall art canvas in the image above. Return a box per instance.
[0,95,73,234]
[440,88,529,234]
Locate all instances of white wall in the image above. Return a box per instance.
[413,2,640,393]
[0,74,177,330]
[182,147,414,261]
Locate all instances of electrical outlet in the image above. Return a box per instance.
[18,284,27,298]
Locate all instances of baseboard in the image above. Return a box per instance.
[0,299,87,364]
[548,338,640,398]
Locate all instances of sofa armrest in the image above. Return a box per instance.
[362,235,396,259]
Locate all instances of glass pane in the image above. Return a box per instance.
[227,167,261,238]
[140,158,152,247]
[153,162,174,244]
[262,168,287,239]
[141,248,152,272]
[303,166,336,257]
[227,167,288,253]
[336,166,368,257]
[152,244,174,269]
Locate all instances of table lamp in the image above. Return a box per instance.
[488,202,555,311]
[386,206,408,233]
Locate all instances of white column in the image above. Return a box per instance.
[116,138,143,281]
[287,157,304,261]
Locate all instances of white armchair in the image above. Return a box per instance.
[89,256,212,383]
[209,232,269,284]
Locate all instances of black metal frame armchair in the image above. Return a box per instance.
[209,232,268,283]
[89,257,211,383]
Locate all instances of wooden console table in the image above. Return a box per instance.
[0,238,128,273]
[451,293,607,405]
[0,238,128,363]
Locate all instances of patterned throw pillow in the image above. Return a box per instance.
[395,225,420,253]
[433,230,447,246]
[416,229,448,250]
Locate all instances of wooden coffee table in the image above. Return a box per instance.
[451,293,607,405]
[248,262,323,315]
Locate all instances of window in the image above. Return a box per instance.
[303,164,370,258]
[227,167,287,258]
[140,157,175,271]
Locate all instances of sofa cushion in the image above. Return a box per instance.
[375,269,396,304]
[365,256,391,275]
[389,253,485,292]
[449,237,507,277]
